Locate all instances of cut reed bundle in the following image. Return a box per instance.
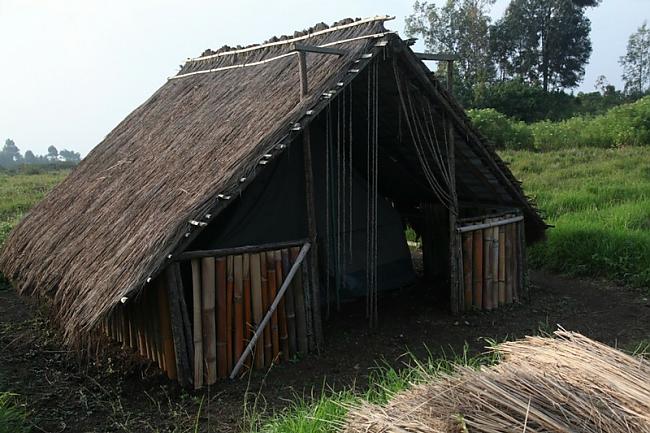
[344,330,650,433]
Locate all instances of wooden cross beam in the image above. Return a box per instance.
[293,43,348,99]
[414,52,459,95]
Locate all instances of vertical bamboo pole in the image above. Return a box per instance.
[505,223,514,304]
[472,229,483,310]
[158,277,177,380]
[233,255,244,366]
[267,252,280,363]
[215,257,228,379]
[291,247,308,354]
[512,222,520,301]
[260,252,272,367]
[243,254,252,367]
[282,249,297,358]
[275,251,289,362]
[201,257,217,385]
[191,259,203,388]
[483,227,493,310]
[498,226,507,306]
[491,226,500,309]
[518,220,527,301]
[462,232,473,311]
[250,253,264,369]
[226,256,234,374]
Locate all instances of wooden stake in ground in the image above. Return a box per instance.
[191,259,203,388]
[462,232,473,311]
[250,253,264,369]
[201,257,217,384]
[215,257,228,379]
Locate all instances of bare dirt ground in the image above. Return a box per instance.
[1,270,649,433]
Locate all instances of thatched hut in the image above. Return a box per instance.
[0,16,545,387]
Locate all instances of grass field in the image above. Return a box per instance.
[0,169,69,247]
[501,146,650,290]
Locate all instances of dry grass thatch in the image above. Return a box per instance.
[0,16,545,344]
[344,330,650,433]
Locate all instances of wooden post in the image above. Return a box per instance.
[445,59,460,314]
[490,227,499,308]
[462,232,473,311]
[274,251,289,362]
[233,255,244,366]
[291,247,309,354]
[472,230,483,310]
[267,252,280,363]
[518,220,527,301]
[243,254,252,344]
[166,264,192,386]
[483,228,493,310]
[201,257,217,384]
[215,257,228,379]
[282,249,297,357]
[226,256,234,374]
[260,253,272,367]
[191,259,203,388]
[302,127,323,350]
[250,253,264,369]
[498,226,506,306]
[158,277,177,380]
[505,224,514,304]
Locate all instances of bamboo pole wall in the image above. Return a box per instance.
[457,215,525,312]
[101,246,311,388]
[189,247,310,386]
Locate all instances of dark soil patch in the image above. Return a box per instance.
[1,271,649,432]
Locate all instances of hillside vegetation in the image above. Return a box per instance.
[502,147,650,289]
[470,95,650,150]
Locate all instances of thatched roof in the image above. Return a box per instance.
[0,16,545,343]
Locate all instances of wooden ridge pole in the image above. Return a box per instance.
[230,243,311,379]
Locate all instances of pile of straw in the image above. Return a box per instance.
[344,330,650,433]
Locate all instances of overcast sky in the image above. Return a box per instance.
[0,0,647,156]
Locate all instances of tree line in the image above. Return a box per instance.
[406,0,650,121]
[0,139,81,168]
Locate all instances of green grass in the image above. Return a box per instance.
[501,146,650,289]
[0,392,29,433]
[0,169,68,247]
[246,345,498,433]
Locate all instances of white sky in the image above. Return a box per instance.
[0,0,647,156]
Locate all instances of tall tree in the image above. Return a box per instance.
[619,22,650,96]
[406,0,496,103]
[492,0,595,91]
[0,139,22,165]
[47,145,59,161]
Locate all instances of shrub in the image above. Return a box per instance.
[467,108,533,150]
